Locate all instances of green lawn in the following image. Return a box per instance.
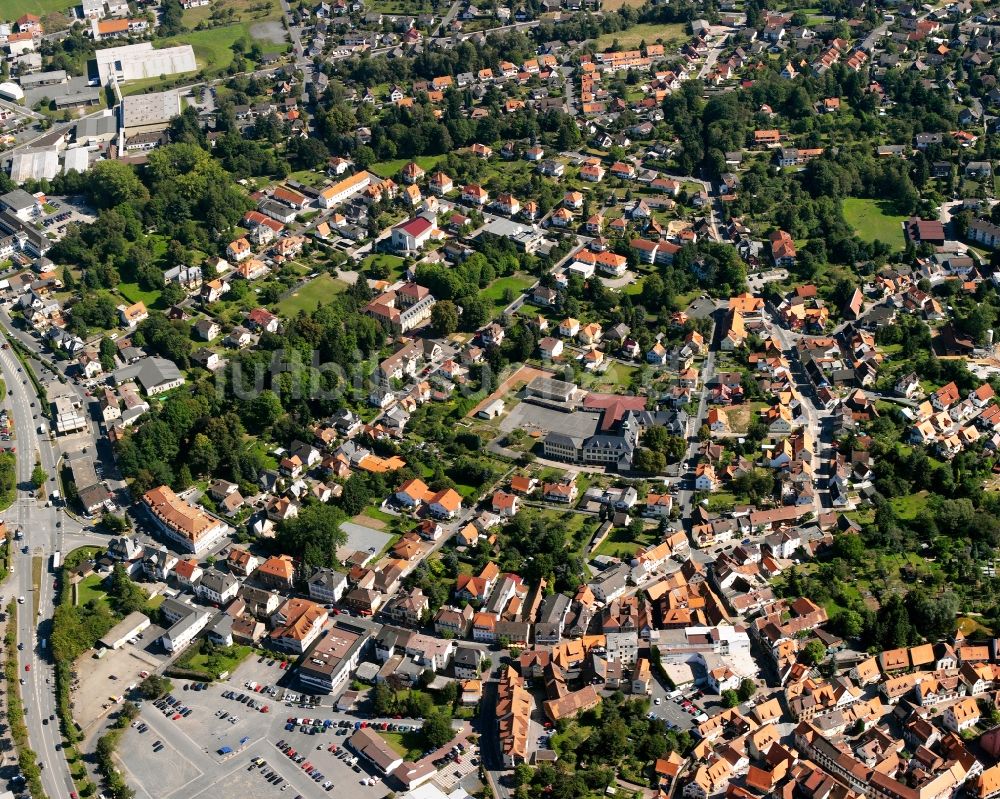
[183,0,280,25]
[381,730,428,761]
[596,22,688,49]
[176,642,253,679]
[890,490,930,521]
[591,362,637,392]
[594,524,657,559]
[369,155,444,179]
[842,198,907,250]
[482,274,535,311]
[156,23,288,76]
[76,574,109,607]
[360,253,406,280]
[362,507,396,525]
[121,72,199,96]
[0,0,68,20]
[274,274,348,317]
[118,281,163,310]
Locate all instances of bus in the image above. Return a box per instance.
[51,551,61,571]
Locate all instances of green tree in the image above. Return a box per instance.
[99,336,117,372]
[802,640,827,665]
[137,675,171,699]
[31,462,47,489]
[101,513,130,533]
[737,678,757,702]
[832,533,865,563]
[87,160,150,208]
[431,300,459,335]
[275,503,347,568]
[721,689,740,708]
[421,709,454,749]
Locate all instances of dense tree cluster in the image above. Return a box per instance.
[49,145,251,298]
[515,696,691,799]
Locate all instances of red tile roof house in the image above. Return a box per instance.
[427,488,462,519]
[492,490,519,518]
[255,554,296,590]
[395,478,430,509]
[905,216,946,246]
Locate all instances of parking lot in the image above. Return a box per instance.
[41,195,96,241]
[117,654,444,799]
[75,626,168,732]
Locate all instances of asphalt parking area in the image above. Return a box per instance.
[74,635,167,731]
[118,681,393,799]
[117,725,204,799]
[235,654,298,693]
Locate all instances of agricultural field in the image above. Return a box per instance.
[183,0,279,26]
[0,0,71,25]
[600,0,646,10]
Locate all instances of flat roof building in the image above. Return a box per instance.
[54,89,101,109]
[18,70,67,88]
[93,43,196,83]
[53,395,87,435]
[121,90,180,137]
[525,376,578,404]
[298,618,378,695]
[98,611,150,649]
[9,147,58,184]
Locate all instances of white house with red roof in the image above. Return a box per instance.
[391,216,438,253]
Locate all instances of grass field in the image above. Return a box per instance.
[122,73,199,96]
[76,573,109,607]
[118,281,163,310]
[184,0,280,26]
[0,0,68,21]
[590,362,637,392]
[369,155,444,179]
[842,198,907,250]
[360,253,406,280]
[157,22,288,75]
[601,0,645,10]
[177,642,253,678]
[275,273,347,316]
[482,274,534,311]
[381,730,428,761]
[594,524,657,559]
[596,22,689,50]
[889,490,930,521]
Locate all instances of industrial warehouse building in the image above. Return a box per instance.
[121,90,180,139]
[93,43,196,83]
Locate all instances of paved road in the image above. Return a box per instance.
[560,65,576,115]
[768,321,835,512]
[0,337,75,799]
[436,0,462,37]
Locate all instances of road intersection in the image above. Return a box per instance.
[0,318,107,798]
